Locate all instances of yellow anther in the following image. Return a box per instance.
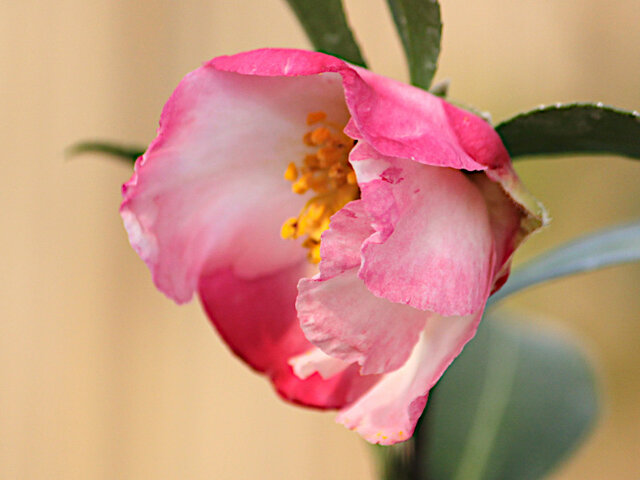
[306,111,327,125]
[280,217,298,239]
[284,162,298,181]
[302,237,318,249]
[317,146,342,166]
[292,175,310,194]
[303,154,320,168]
[309,244,322,263]
[310,127,332,145]
[302,131,315,146]
[328,163,347,179]
[281,112,360,264]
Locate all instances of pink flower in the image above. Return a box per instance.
[121,48,546,444]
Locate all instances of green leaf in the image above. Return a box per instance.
[488,221,640,307]
[67,141,144,165]
[496,103,640,160]
[386,0,442,90]
[380,317,599,480]
[284,0,366,67]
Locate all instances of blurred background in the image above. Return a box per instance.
[1,0,639,478]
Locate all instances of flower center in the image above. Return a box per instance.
[280,111,358,264]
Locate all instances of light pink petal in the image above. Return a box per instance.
[297,269,427,376]
[211,48,493,171]
[316,200,373,278]
[198,263,377,408]
[121,61,349,303]
[337,311,482,445]
[351,142,496,317]
[289,347,353,380]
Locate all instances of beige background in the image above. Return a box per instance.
[1,0,639,478]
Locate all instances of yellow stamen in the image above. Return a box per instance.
[310,244,322,263]
[284,162,298,181]
[310,127,332,145]
[292,175,310,194]
[280,217,298,239]
[306,111,327,125]
[281,111,359,264]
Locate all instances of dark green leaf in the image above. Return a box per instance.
[386,0,441,90]
[284,0,366,67]
[497,104,640,160]
[67,141,144,165]
[488,221,640,307]
[379,317,599,480]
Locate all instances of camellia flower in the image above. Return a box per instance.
[121,48,546,445]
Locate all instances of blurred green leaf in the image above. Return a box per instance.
[67,141,144,165]
[386,0,441,90]
[488,221,640,307]
[380,316,599,480]
[284,0,366,66]
[497,104,640,160]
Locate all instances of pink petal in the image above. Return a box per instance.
[297,201,426,376]
[199,263,376,408]
[121,60,349,303]
[336,311,482,445]
[469,164,549,291]
[467,172,525,291]
[316,200,374,278]
[351,142,496,317]
[441,101,511,169]
[298,270,427,376]
[289,347,354,380]
[211,48,491,171]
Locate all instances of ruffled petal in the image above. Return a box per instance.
[121,61,349,303]
[298,269,427,376]
[316,200,373,278]
[296,199,426,376]
[351,142,496,317]
[336,311,482,445]
[211,48,491,171]
[198,263,376,408]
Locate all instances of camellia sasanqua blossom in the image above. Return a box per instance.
[120,48,547,445]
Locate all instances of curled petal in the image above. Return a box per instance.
[298,269,427,376]
[316,200,373,278]
[336,311,482,445]
[351,142,496,317]
[297,200,426,376]
[289,347,354,381]
[211,48,493,171]
[199,264,376,408]
[441,101,511,169]
[121,61,349,303]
